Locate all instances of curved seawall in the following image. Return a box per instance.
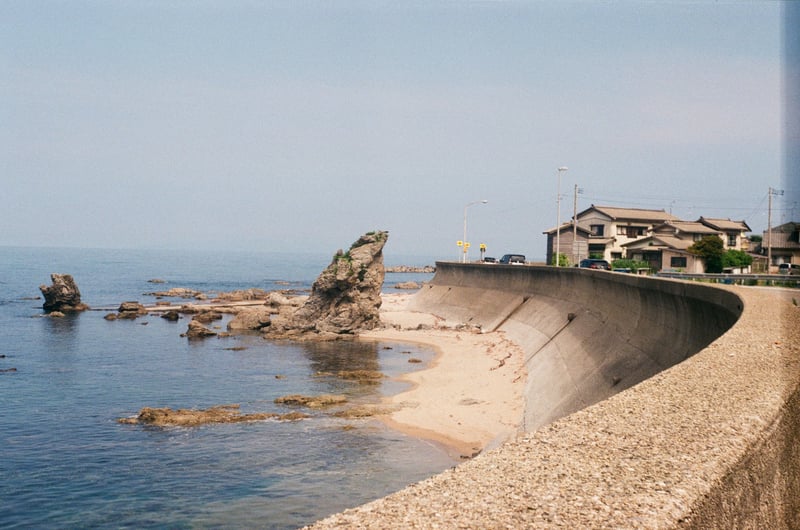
[409,263,743,432]
[311,262,800,528]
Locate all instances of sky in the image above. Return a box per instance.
[0,1,791,262]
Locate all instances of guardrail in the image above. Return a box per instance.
[656,271,800,287]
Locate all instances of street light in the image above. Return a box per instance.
[555,166,568,266]
[463,199,488,263]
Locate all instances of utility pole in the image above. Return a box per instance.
[573,184,583,265]
[768,186,785,272]
[555,167,568,266]
[768,188,772,271]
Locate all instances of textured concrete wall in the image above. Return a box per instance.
[311,262,800,528]
[410,263,743,432]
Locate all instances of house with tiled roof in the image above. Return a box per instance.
[761,221,800,269]
[544,205,680,265]
[697,217,751,251]
[622,221,723,272]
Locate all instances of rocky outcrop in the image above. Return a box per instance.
[226,292,306,331]
[104,301,148,320]
[227,307,275,331]
[183,319,217,338]
[146,287,205,299]
[39,274,89,312]
[265,231,388,339]
[161,310,181,322]
[117,404,309,426]
[274,394,348,408]
[267,291,307,308]
[192,310,223,324]
[212,289,270,302]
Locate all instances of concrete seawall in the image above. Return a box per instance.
[311,262,800,528]
[409,263,743,432]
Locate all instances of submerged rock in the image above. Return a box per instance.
[265,230,388,339]
[274,394,348,408]
[334,370,385,383]
[117,404,308,427]
[39,273,89,312]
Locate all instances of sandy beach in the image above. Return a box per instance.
[361,293,527,458]
[143,290,527,458]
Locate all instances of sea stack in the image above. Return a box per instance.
[39,273,89,312]
[265,230,388,339]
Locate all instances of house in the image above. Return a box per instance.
[760,222,800,269]
[696,217,751,251]
[542,224,593,266]
[622,221,721,272]
[544,205,680,265]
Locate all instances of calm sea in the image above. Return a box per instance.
[0,246,453,529]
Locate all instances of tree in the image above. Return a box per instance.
[688,235,725,273]
[722,249,753,269]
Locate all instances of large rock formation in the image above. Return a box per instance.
[265,231,388,339]
[39,274,89,312]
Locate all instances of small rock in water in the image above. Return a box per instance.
[183,319,217,338]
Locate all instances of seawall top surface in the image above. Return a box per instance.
[310,266,800,528]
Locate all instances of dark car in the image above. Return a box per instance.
[481,257,497,263]
[579,258,611,270]
[499,254,526,265]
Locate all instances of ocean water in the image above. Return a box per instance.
[0,246,452,529]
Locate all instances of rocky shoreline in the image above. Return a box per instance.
[34,234,515,457]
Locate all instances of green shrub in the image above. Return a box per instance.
[611,259,650,271]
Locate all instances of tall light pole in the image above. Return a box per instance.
[463,199,488,263]
[555,166,568,266]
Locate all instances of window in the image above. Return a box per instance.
[590,224,604,236]
[727,234,736,247]
[671,256,687,268]
[588,244,606,255]
[616,226,645,238]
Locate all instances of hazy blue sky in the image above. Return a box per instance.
[1,1,788,261]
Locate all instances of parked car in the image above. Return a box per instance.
[499,254,526,265]
[579,258,611,270]
[481,257,497,263]
[778,263,800,275]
